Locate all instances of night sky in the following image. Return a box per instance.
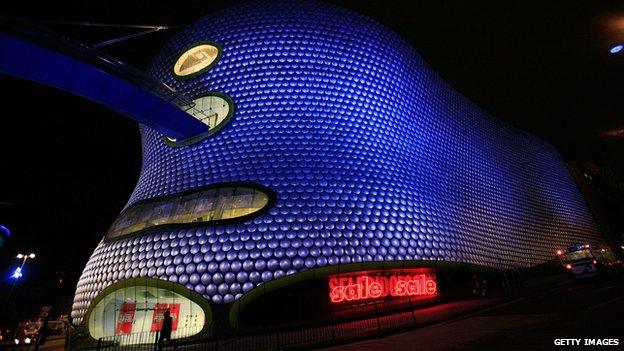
[0,0,622,319]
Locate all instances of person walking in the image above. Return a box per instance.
[158,309,175,350]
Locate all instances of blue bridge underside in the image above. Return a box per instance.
[0,30,208,140]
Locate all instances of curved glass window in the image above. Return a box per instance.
[187,94,232,132]
[173,43,220,78]
[87,280,207,344]
[165,93,234,147]
[106,185,271,240]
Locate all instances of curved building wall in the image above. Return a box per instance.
[71,0,604,323]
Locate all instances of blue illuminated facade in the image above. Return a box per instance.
[71,1,605,323]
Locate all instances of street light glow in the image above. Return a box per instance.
[16,252,36,260]
[11,267,22,279]
[609,44,623,54]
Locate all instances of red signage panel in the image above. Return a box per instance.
[150,303,181,332]
[329,270,437,304]
[150,303,168,332]
[115,303,136,335]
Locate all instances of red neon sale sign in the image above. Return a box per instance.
[328,270,437,304]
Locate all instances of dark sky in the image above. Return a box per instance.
[0,0,623,318]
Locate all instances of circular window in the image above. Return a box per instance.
[173,43,221,78]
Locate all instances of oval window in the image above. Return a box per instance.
[106,184,273,240]
[187,94,233,134]
[173,43,220,78]
[86,279,209,344]
[164,93,234,147]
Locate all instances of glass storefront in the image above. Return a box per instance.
[106,185,270,240]
[87,280,208,345]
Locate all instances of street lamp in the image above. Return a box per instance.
[10,252,36,282]
[15,253,36,272]
[16,253,36,260]
[3,251,36,309]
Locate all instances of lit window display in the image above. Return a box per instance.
[186,94,233,132]
[106,185,271,240]
[173,43,220,77]
[86,280,208,344]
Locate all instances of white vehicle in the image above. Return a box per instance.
[557,244,623,278]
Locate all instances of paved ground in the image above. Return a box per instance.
[318,276,624,350]
[38,336,66,351]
